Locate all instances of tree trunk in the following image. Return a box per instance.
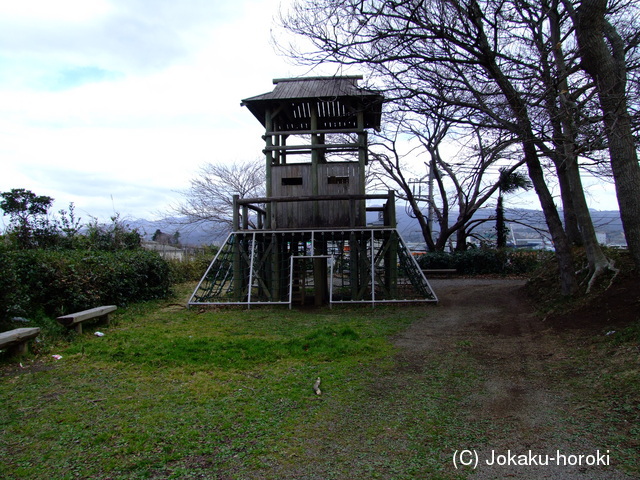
[455,226,468,251]
[468,0,578,295]
[496,195,507,248]
[562,138,616,284]
[545,0,582,248]
[522,138,579,294]
[574,0,640,273]
[548,1,614,289]
[555,156,583,247]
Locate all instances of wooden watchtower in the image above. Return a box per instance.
[189,76,436,307]
[242,76,381,229]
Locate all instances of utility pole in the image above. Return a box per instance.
[427,158,435,233]
[408,163,435,245]
[408,158,436,233]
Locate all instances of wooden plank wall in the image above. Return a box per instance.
[318,162,363,226]
[271,163,364,228]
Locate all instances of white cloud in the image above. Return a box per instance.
[4,0,615,230]
[0,0,113,23]
[0,0,313,222]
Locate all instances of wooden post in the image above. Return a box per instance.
[386,190,398,298]
[357,112,367,226]
[265,110,274,171]
[273,130,280,165]
[265,109,273,228]
[233,196,243,300]
[387,189,397,228]
[349,198,356,228]
[310,104,320,224]
[12,342,29,356]
[313,234,328,306]
[242,205,249,230]
[313,257,327,306]
[232,195,240,231]
[272,233,280,301]
[349,231,360,300]
[281,134,288,165]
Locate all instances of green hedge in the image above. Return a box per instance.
[0,248,171,322]
[415,248,551,275]
[166,248,218,284]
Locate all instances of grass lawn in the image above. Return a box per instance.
[0,287,481,480]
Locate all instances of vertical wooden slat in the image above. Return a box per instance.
[265,108,274,228]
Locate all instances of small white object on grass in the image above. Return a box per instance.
[313,377,322,395]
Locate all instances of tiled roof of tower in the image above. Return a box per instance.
[241,76,384,131]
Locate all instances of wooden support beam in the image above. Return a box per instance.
[237,194,391,205]
[265,128,365,136]
[263,143,360,152]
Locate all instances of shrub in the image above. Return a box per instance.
[0,191,171,329]
[0,245,24,320]
[167,247,219,283]
[83,215,142,251]
[416,248,550,275]
[0,249,171,322]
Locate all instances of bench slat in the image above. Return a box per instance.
[0,327,41,350]
[57,306,117,326]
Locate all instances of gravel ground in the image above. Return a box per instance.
[395,277,636,480]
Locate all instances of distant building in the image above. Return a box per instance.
[142,241,185,261]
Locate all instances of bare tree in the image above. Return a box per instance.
[280,0,580,294]
[567,0,640,273]
[170,160,265,229]
[521,0,619,289]
[369,117,527,251]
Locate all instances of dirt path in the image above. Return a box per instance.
[395,277,635,480]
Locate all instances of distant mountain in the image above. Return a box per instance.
[127,208,624,247]
[388,206,624,245]
[126,217,229,246]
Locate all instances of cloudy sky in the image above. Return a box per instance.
[0,0,619,228]
[0,0,335,223]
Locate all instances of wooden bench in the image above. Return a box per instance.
[57,305,117,334]
[0,327,41,356]
[422,268,458,276]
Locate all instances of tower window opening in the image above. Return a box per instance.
[328,176,350,185]
[282,177,303,186]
